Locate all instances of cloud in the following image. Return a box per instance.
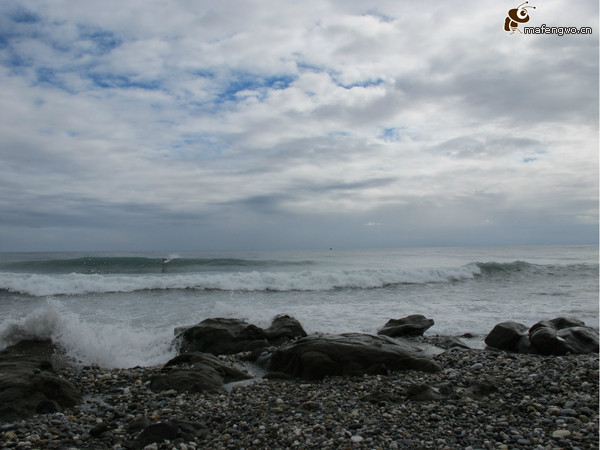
[0,0,597,251]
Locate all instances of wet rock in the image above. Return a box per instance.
[175,318,268,355]
[136,422,179,447]
[164,352,252,382]
[264,314,308,345]
[266,333,442,380]
[378,314,434,337]
[175,316,307,356]
[150,351,252,394]
[0,352,81,422]
[529,318,599,355]
[485,317,598,355]
[484,321,529,351]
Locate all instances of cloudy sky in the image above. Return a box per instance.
[0,0,597,252]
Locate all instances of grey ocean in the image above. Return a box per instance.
[0,245,597,368]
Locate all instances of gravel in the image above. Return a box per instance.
[1,337,598,449]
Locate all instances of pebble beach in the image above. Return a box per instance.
[1,337,598,450]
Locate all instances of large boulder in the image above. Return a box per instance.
[264,315,308,345]
[175,316,307,356]
[484,321,531,352]
[150,352,252,394]
[378,314,434,337]
[265,333,442,380]
[485,317,599,356]
[529,318,599,355]
[175,318,269,355]
[0,350,81,422]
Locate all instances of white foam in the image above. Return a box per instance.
[0,265,481,297]
[0,299,176,368]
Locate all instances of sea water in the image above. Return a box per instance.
[0,246,597,368]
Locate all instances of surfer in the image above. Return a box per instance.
[161,258,171,264]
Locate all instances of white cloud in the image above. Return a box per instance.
[0,0,597,251]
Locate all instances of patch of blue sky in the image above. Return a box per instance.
[379,127,402,142]
[33,67,74,92]
[8,6,40,24]
[88,72,161,91]
[335,77,385,89]
[215,72,296,103]
[523,157,537,163]
[77,25,122,55]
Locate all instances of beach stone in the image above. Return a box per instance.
[378,314,434,337]
[0,351,81,422]
[484,321,529,351]
[150,353,252,395]
[174,316,307,356]
[529,318,599,355]
[266,333,442,380]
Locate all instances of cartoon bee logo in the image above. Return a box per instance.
[504,1,536,34]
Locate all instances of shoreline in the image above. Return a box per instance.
[1,336,598,449]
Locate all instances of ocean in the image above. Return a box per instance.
[0,245,597,369]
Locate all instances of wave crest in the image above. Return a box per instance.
[0,265,481,297]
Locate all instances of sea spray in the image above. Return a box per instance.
[0,299,177,368]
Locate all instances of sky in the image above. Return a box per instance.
[0,0,598,252]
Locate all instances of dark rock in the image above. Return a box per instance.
[529,322,599,355]
[0,351,81,422]
[266,333,442,380]
[150,352,252,394]
[1,339,68,368]
[378,314,434,337]
[405,383,442,401]
[463,381,498,398]
[170,419,208,439]
[484,321,529,351]
[263,371,294,380]
[360,390,401,404]
[35,400,57,414]
[89,422,111,437]
[528,317,599,355]
[164,352,252,382]
[514,335,538,354]
[127,417,150,434]
[530,317,585,334]
[264,314,307,345]
[175,318,268,355]
[558,326,600,354]
[175,316,307,356]
[135,420,208,448]
[529,327,570,355]
[486,317,598,355]
[150,367,227,395]
[136,422,179,447]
